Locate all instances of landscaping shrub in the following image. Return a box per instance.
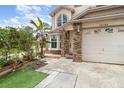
[0,58,15,67]
[0,26,36,68]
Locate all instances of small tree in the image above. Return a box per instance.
[30,17,49,58]
[18,28,35,58]
[0,27,18,61]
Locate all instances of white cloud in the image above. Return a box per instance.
[32,6,41,12]
[16,5,32,14]
[0,5,53,27]
[1,16,21,26]
[10,17,20,24]
[16,5,41,16]
[16,5,50,25]
[16,5,42,20]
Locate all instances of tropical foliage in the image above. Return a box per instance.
[30,17,49,58]
[0,26,35,67]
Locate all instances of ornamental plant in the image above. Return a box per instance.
[30,17,49,58]
[18,28,35,58]
[0,27,18,61]
[0,26,35,67]
[0,27,19,67]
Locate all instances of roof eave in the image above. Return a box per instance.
[49,6,75,17]
[72,13,124,23]
[73,5,123,20]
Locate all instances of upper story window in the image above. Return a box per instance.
[57,14,68,27]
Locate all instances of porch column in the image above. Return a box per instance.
[73,23,82,62]
[60,29,69,56]
[60,29,66,56]
[65,31,70,54]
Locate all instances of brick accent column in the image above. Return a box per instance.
[65,31,70,54]
[73,23,82,62]
[60,29,66,56]
[60,29,69,56]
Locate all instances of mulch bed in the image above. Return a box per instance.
[0,58,48,76]
[0,63,23,76]
[21,59,48,70]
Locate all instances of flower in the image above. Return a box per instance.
[37,35,46,42]
[37,36,43,42]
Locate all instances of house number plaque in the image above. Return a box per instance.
[99,24,108,27]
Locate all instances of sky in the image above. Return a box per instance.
[0,5,58,27]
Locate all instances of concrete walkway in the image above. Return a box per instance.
[35,57,124,88]
[35,69,77,88]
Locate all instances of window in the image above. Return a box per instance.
[57,14,67,27]
[57,15,61,27]
[51,35,57,48]
[63,14,67,24]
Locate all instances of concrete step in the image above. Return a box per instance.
[65,54,73,59]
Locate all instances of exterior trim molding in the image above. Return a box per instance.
[73,5,123,20]
[52,13,124,32]
[49,6,75,17]
[82,24,124,29]
[71,13,124,23]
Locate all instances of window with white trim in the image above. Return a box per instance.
[57,14,68,27]
[51,35,57,48]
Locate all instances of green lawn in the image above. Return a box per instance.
[0,69,48,88]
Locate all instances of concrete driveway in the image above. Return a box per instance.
[36,57,124,88]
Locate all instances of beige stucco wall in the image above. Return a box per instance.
[51,9,72,30]
[64,24,73,31]
[72,5,94,18]
[51,5,94,30]
[82,18,124,29]
[82,6,124,19]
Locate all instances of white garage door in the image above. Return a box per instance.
[82,27,124,64]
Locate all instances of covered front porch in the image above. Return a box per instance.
[47,23,82,62]
[60,23,82,62]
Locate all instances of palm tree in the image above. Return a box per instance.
[30,17,49,58]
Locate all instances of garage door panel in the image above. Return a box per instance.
[83,54,102,62]
[82,27,124,64]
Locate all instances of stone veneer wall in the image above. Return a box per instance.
[47,50,61,54]
[73,23,82,62]
[65,31,70,54]
[60,29,66,56]
[60,29,70,56]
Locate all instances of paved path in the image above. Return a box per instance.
[35,69,77,88]
[35,57,124,88]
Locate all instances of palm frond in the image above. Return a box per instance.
[37,17,44,30]
[30,20,38,29]
[43,27,48,30]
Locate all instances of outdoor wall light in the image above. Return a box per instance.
[77,25,80,32]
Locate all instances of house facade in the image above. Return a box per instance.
[48,5,124,64]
